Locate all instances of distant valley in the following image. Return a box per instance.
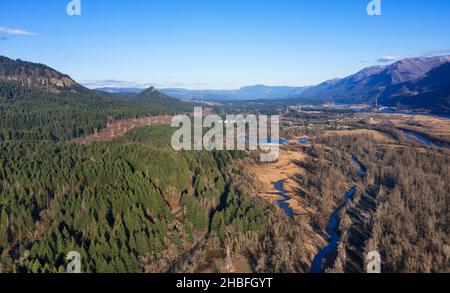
[94,55,450,114]
[159,85,309,101]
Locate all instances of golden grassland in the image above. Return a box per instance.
[323,129,395,143]
[247,150,312,216]
[381,114,450,142]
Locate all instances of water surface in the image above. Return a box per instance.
[402,130,444,148]
[273,180,295,217]
[310,187,357,273]
[298,138,309,145]
[246,137,289,145]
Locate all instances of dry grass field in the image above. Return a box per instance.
[247,150,310,214]
[323,129,395,143]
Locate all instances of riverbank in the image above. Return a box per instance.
[371,113,450,145]
[310,156,365,273]
[311,187,357,273]
[247,150,312,216]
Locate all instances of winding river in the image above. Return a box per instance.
[402,130,444,148]
[310,187,357,273]
[310,157,365,273]
[270,154,367,272]
[273,180,295,217]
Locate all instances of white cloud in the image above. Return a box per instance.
[422,49,450,57]
[0,27,36,36]
[58,52,70,59]
[377,56,401,63]
[80,79,233,90]
[360,59,368,63]
[80,79,152,89]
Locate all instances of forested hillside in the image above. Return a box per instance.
[0,57,266,273]
[130,87,194,113]
[0,80,166,141]
[0,57,195,142]
[0,125,266,272]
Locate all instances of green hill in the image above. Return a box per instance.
[0,125,264,273]
[130,87,194,113]
[0,57,175,141]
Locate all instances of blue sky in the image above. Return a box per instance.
[1,0,450,89]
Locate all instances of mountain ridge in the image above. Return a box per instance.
[0,56,193,114]
[379,62,450,112]
[0,56,80,92]
[296,55,450,106]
